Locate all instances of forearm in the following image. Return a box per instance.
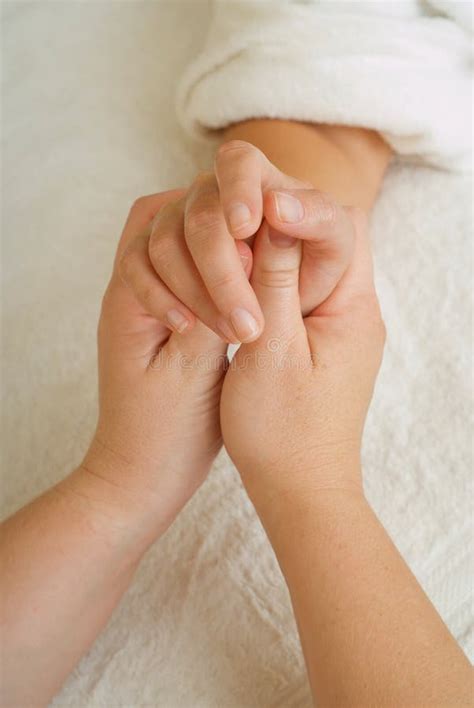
[0,463,164,707]
[244,469,472,706]
[223,119,392,210]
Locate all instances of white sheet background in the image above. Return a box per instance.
[2,2,472,707]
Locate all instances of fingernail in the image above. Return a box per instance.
[166,309,190,333]
[274,192,304,223]
[268,229,297,248]
[230,307,260,342]
[228,202,251,232]
[216,317,240,344]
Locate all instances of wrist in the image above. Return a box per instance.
[56,463,165,562]
[80,429,216,538]
[246,479,369,567]
[63,437,187,557]
[238,451,363,530]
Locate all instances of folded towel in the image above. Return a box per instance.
[176,0,472,171]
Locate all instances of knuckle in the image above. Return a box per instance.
[118,246,137,284]
[187,173,216,206]
[129,195,149,215]
[257,266,299,289]
[217,139,250,155]
[216,139,256,162]
[207,270,240,295]
[148,235,173,272]
[186,207,222,242]
[140,284,156,311]
[151,197,183,228]
[310,190,338,226]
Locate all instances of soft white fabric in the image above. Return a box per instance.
[176,0,473,171]
[2,2,472,707]
[428,0,473,32]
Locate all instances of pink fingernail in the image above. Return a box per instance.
[166,309,190,333]
[216,317,240,344]
[274,192,304,223]
[230,307,260,343]
[228,202,251,232]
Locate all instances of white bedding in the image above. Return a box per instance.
[2,2,472,706]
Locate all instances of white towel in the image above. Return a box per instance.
[176,0,473,171]
[2,3,472,706]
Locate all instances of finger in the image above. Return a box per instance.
[119,232,197,333]
[184,173,264,343]
[249,221,307,351]
[236,239,253,279]
[115,189,186,264]
[215,140,305,240]
[153,319,228,403]
[166,318,228,361]
[149,196,240,344]
[310,207,378,316]
[303,208,384,363]
[263,188,355,314]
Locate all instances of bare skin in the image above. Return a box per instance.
[1,124,470,706]
[119,121,392,344]
[223,119,392,209]
[220,212,472,706]
[0,193,229,706]
[0,180,355,706]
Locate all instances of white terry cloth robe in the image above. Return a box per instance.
[176,0,473,171]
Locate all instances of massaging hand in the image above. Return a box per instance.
[220,207,385,492]
[83,192,231,525]
[119,141,354,343]
[2,194,236,706]
[218,204,472,708]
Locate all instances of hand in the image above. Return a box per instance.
[220,204,385,497]
[82,193,229,530]
[0,193,234,707]
[118,141,354,344]
[218,198,472,708]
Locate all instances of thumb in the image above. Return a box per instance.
[263,188,355,315]
[250,221,306,347]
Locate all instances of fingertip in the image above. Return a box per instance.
[227,201,251,232]
[225,203,261,239]
[263,190,298,235]
[236,240,253,278]
[264,189,305,227]
[215,317,241,345]
[165,308,196,335]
